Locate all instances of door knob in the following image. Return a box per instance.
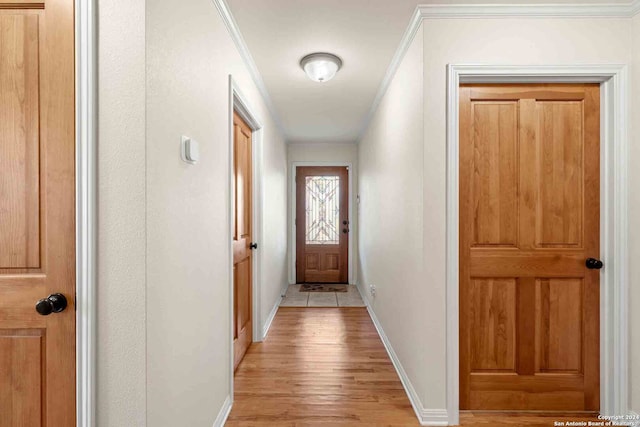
[586,258,604,270]
[35,293,68,316]
[249,242,258,250]
[342,228,349,234]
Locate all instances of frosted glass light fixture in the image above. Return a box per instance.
[300,53,342,83]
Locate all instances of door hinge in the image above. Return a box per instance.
[74,293,77,311]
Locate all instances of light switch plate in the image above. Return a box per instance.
[181,136,199,164]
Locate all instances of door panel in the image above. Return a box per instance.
[536,101,584,248]
[296,167,348,284]
[471,102,518,248]
[0,330,43,427]
[536,278,583,373]
[233,112,252,371]
[468,278,517,372]
[0,14,41,270]
[0,0,75,425]
[460,84,600,411]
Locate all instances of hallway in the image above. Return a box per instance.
[88,0,640,425]
[226,308,419,425]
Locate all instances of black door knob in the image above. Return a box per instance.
[342,228,349,234]
[35,293,68,316]
[586,258,604,270]
[249,242,258,250]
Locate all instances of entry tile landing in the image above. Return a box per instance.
[279,285,366,308]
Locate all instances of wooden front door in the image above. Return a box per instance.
[459,84,600,411]
[296,166,349,284]
[233,112,253,370]
[0,0,76,425]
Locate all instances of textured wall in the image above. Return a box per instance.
[358,15,634,417]
[145,0,288,425]
[97,0,147,424]
[357,22,427,410]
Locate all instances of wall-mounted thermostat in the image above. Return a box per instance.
[181,136,199,164]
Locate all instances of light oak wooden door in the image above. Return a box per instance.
[459,84,600,411]
[296,166,349,284]
[0,0,76,425]
[233,112,253,371]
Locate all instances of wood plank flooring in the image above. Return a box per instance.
[226,308,419,426]
[226,307,606,426]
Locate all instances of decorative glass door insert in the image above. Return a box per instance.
[305,176,340,245]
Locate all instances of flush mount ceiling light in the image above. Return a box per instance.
[300,53,343,83]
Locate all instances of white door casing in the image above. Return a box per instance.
[446,64,629,425]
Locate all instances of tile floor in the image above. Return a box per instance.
[279,284,366,307]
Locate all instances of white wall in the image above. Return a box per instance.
[97,0,147,425]
[145,0,288,425]
[358,16,634,418]
[288,142,357,163]
[98,0,287,423]
[630,12,640,416]
[287,143,358,284]
[357,21,427,408]
[421,17,633,413]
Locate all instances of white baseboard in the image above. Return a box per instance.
[355,283,370,305]
[261,295,282,340]
[421,409,449,426]
[212,395,232,427]
[364,300,449,426]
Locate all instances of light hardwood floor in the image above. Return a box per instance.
[226,308,418,426]
[226,308,605,426]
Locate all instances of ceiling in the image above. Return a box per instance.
[226,0,634,144]
[226,0,421,144]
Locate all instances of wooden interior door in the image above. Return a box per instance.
[0,0,76,425]
[296,166,349,284]
[459,84,600,411]
[233,112,253,371]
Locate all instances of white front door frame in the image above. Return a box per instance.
[227,75,265,405]
[288,161,355,286]
[446,64,629,426]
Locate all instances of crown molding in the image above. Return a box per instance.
[356,7,424,143]
[211,0,286,136]
[214,0,637,144]
[356,1,638,143]
[419,2,640,19]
